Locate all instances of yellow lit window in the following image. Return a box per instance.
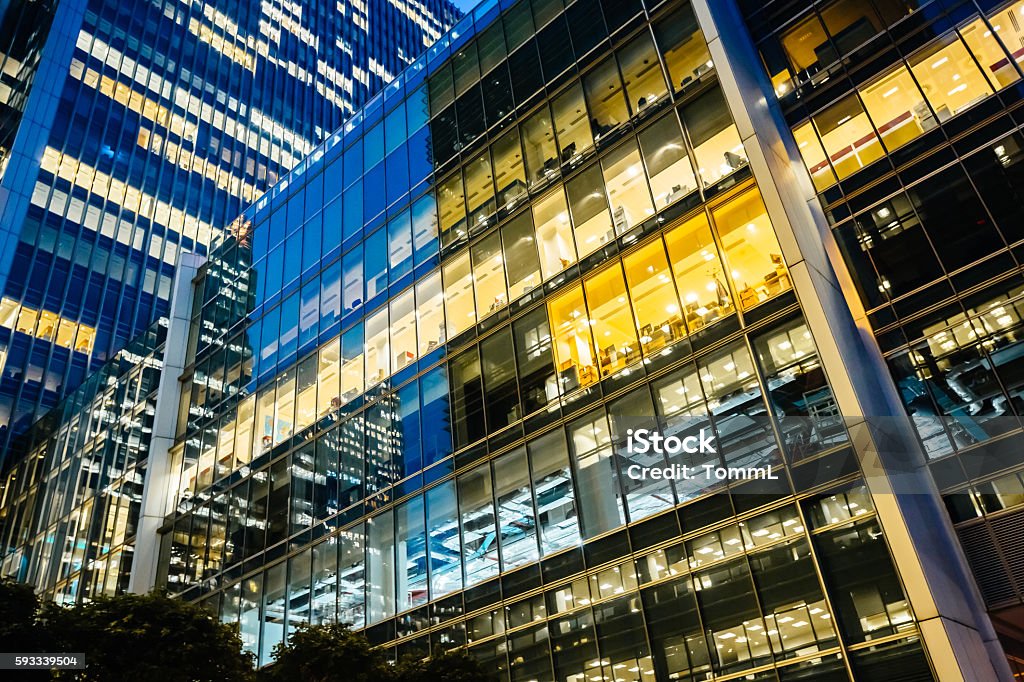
[15,306,38,335]
[235,395,255,466]
[623,240,685,355]
[638,113,697,207]
[437,173,467,247]
[443,251,475,338]
[551,83,593,162]
[584,264,640,377]
[341,326,364,402]
[566,165,612,257]
[665,212,734,328]
[533,187,576,279]
[471,232,507,319]
[859,65,929,152]
[909,34,994,122]
[960,14,1020,89]
[274,369,296,446]
[712,189,791,311]
[602,140,655,234]
[415,270,445,355]
[36,310,58,341]
[0,298,18,328]
[792,121,836,191]
[365,307,390,388]
[295,355,317,434]
[317,339,340,417]
[55,319,77,349]
[390,288,417,371]
[216,417,236,480]
[549,284,598,391]
[811,93,882,180]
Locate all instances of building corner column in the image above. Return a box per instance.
[128,251,204,595]
[689,0,1011,679]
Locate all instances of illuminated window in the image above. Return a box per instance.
[712,189,790,311]
[618,32,669,114]
[811,94,881,180]
[682,87,747,187]
[471,232,507,319]
[492,127,528,210]
[602,140,655,233]
[551,83,592,163]
[341,323,364,401]
[566,165,612,257]
[365,307,390,387]
[390,289,417,371]
[584,57,629,140]
[415,271,445,356]
[584,264,639,377]
[792,121,836,191]
[236,395,254,466]
[316,339,340,417]
[638,113,697,207]
[437,173,467,247]
[274,369,295,446]
[549,284,598,391]
[15,306,38,335]
[665,211,734,329]
[959,15,1020,89]
[443,251,476,338]
[859,65,929,153]
[0,298,17,328]
[35,310,58,341]
[464,151,496,230]
[533,187,575,279]
[501,212,542,299]
[908,34,994,122]
[623,240,685,356]
[74,325,96,354]
[522,105,559,189]
[984,1,1024,83]
[295,355,317,433]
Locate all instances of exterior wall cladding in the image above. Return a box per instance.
[12,0,1024,679]
[0,0,461,449]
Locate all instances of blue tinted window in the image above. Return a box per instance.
[364,228,388,302]
[385,101,406,155]
[407,84,429,134]
[387,209,413,281]
[299,278,319,353]
[270,209,286,248]
[283,234,301,285]
[343,139,362,188]
[302,215,322,273]
[305,173,324,221]
[286,193,304,235]
[363,163,386,222]
[397,381,423,477]
[320,260,341,331]
[408,127,433,188]
[266,245,284,301]
[259,305,280,377]
[323,196,342,250]
[364,122,385,171]
[421,365,451,465]
[412,192,438,263]
[279,292,300,364]
[343,180,363,243]
[385,146,410,207]
[342,244,363,314]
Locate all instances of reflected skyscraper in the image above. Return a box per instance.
[0,0,460,449]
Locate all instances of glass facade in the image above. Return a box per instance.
[136,0,952,677]
[3,0,1023,677]
[0,0,461,449]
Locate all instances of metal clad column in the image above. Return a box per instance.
[128,251,204,594]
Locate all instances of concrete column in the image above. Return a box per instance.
[128,251,204,594]
[689,1,1011,679]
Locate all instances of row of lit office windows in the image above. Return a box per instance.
[196,484,921,679]
[174,307,843,579]
[435,91,747,257]
[0,297,96,354]
[790,3,1023,190]
[177,184,793,498]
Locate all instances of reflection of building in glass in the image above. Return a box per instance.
[7,0,1024,678]
[0,0,461,449]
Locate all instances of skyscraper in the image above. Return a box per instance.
[6,0,1024,678]
[0,0,460,449]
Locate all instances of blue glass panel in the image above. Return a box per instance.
[364,228,388,302]
[387,208,413,282]
[421,365,452,466]
[343,181,363,243]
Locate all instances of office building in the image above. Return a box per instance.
[6,0,1024,679]
[0,0,460,448]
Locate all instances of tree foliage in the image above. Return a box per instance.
[45,591,253,682]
